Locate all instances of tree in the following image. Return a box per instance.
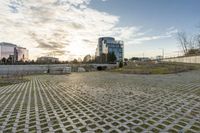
[177,32,188,54]
[124,58,128,62]
[7,55,14,64]
[119,61,123,68]
[107,52,117,63]
[83,54,91,63]
[188,35,196,50]
[1,57,6,64]
[72,59,78,64]
[197,34,200,49]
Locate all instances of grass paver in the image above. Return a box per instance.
[0,71,200,132]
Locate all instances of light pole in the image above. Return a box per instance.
[159,48,165,59]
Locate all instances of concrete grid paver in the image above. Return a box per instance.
[0,71,200,133]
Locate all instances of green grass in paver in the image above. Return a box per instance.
[177,121,187,126]
[134,127,143,132]
[193,122,200,127]
[80,127,88,132]
[93,117,100,121]
[76,122,84,128]
[118,126,127,131]
[53,124,60,129]
[190,125,200,131]
[98,121,106,125]
[119,119,126,123]
[157,124,165,129]
[151,128,160,133]
[168,129,178,133]
[66,126,73,131]
[95,129,103,133]
[166,118,175,122]
[41,128,49,132]
[89,124,97,129]
[72,119,79,123]
[112,122,119,126]
[138,117,146,121]
[105,118,113,122]
[55,129,63,133]
[173,125,183,130]
[29,126,37,132]
[110,130,119,133]
[162,121,171,125]
[133,119,141,124]
[141,124,149,128]
[70,131,77,133]
[126,123,134,127]
[152,117,160,121]
[1,72,200,132]
[125,116,132,120]
[184,129,196,133]
[3,128,12,132]
[103,125,111,130]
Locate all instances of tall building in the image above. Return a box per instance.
[0,42,29,63]
[96,37,124,62]
[16,47,29,61]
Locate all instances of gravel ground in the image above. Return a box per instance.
[0,71,200,133]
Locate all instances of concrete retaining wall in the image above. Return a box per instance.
[0,64,71,75]
[164,56,200,64]
[0,63,118,75]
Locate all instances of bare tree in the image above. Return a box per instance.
[177,32,188,54]
[188,35,196,49]
[196,24,200,49]
[196,34,200,49]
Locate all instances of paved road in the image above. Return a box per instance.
[0,71,200,133]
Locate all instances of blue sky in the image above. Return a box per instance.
[91,0,200,30]
[0,0,200,60]
[90,0,200,57]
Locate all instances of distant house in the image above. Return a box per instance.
[37,56,59,63]
[156,56,163,60]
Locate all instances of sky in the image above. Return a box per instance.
[0,0,200,60]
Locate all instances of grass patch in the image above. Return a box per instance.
[0,76,29,87]
[111,62,200,75]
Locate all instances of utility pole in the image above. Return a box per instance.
[159,48,165,59]
[162,49,164,59]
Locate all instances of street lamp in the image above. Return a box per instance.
[159,48,165,59]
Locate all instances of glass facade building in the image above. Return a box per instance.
[0,42,29,63]
[16,47,29,61]
[96,37,124,62]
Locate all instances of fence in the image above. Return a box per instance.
[164,56,200,64]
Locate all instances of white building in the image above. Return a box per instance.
[37,56,59,63]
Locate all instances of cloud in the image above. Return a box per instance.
[112,26,178,45]
[0,0,176,60]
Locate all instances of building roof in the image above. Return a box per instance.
[16,46,27,50]
[0,42,17,47]
[37,56,59,60]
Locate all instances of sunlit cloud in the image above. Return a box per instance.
[0,0,176,60]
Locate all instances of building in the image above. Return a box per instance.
[0,42,29,63]
[37,56,59,63]
[96,37,124,63]
[16,47,29,62]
